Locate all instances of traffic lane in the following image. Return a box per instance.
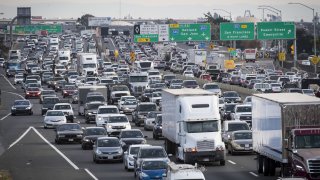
[0,128,91,180]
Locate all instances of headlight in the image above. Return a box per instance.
[59,135,65,138]
[96,150,102,155]
[141,139,147,144]
[141,172,149,178]
[107,125,112,129]
[88,112,92,115]
[84,138,90,142]
[185,147,197,152]
[26,107,31,110]
[295,164,305,172]
[118,149,123,154]
[11,107,16,110]
[77,134,82,138]
[128,156,134,161]
[97,117,102,121]
[125,124,131,128]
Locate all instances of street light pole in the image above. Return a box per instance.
[259,5,282,21]
[289,2,317,73]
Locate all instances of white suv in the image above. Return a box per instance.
[95,105,120,126]
[105,114,131,136]
[53,103,75,123]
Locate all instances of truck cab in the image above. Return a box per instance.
[128,73,149,97]
[163,162,205,180]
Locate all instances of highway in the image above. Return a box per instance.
[0,62,279,180]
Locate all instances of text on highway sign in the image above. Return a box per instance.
[257,22,295,40]
[220,22,255,41]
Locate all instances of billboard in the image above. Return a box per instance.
[88,17,111,27]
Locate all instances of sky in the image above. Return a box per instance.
[0,0,320,22]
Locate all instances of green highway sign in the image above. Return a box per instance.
[169,23,211,42]
[257,22,295,40]
[134,34,159,43]
[220,22,255,41]
[11,25,62,34]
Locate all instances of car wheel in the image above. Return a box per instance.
[44,125,47,129]
[220,160,226,166]
[11,113,15,116]
[30,111,33,115]
[55,139,60,144]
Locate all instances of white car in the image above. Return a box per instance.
[144,112,161,131]
[95,105,120,126]
[14,74,24,85]
[119,99,138,114]
[203,83,222,96]
[105,114,131,136]
[149,92,162,104]
[123,144,151,170]
[68,75,78,84]
[183,70,194,78]
[43,110,67,129]
[118,96,136,109]
[53,103,75,123]
[231,104,252,121]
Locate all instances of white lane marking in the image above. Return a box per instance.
[228,160,236,165]
[85,168,99,180]
[249,172,259,177]
[0,113,11,121]
[3,91,25,99]
[8,126,32,149]
[109,38,116,49]
[0,74,16,90]
[31,127,80,170]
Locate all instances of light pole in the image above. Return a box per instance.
[289,2,317,73]
[212,9,232,21]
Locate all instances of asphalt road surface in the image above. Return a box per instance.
[0,64,281,180]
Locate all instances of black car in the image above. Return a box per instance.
[140,89,155,102]
[223,91,242,103]
[132,102,157,126]
[182,80,199,89]
[11,100,33,116]
[55,123,83,144]
[153,114,162,140]
[221,103,237,120]
[41,97,60,115]
[119,129,147,151]
[84,102,105,124]
[81,127,107,150]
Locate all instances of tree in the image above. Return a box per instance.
[77,14,95,28]
[165,18,178,24]
[203,12,230,41]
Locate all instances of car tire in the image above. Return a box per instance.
[220,160,226,166]
[257,155,263,174]
[44,125,47,129]
[29,111,33,115]
[11,113,15,116]
[263,157,270,176]
[55,139,60,144]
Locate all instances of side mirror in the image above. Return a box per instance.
[144,136,148,138]
[284,139,289,149]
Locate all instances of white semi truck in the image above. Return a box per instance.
[162,89,225,165]
[77,53,98,76]
[187,49,207,67]
[252,93,320,179]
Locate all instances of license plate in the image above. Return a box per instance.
[245,144,249,148]
[107,155,112,159]
[68,139,74,142]
[203,158,209,162]
[245,147,250,150]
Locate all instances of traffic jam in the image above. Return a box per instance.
[1,26,320,180]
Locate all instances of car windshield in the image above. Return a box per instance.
[228,123,249,132]
[86,96,105,103]
[57,124,81,131]
[142,161,167,170]
[164,75,175,80]
[184,81,197,85]
[46,111,64,116]
[130,147,141,155]
[55,105,71,110]
[86,128,106,136]
[83,64,96,68]
[295,135,320,149]
[97,139,120,147]
[14,101,30,105]
[234,132,252,140]
[149,71,160,75]
[224,92,239,97]
[139,104,157,112]
[98,108,118,114]
[185,121,219,133]
[303,89,314,94]
[64,86,76,90]
[108,116,128,123]
[44,98,59,104]
[236,106,252,113]
[152,93,161,97]
[171,79,183,83]
[271,83,281,87]
[113,86,129,91]
[120,131,143,138]
[205,84,219,89]
[124,100,137,105]
[129,76,148,82]
[140,148,166,158]
[88,103,104,110]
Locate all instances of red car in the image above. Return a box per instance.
[62,85,77,98]
[199,74,212,82]
[25,87,41,99]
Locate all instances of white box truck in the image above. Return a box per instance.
[187,49,207,67]
[77,53,98,76]
[78,86,108,115]
[252,93,320,178]
[162,89,225,165]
